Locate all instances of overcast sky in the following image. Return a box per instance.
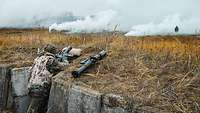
[0,0,199,29]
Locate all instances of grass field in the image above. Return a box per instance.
[0,29,200,112]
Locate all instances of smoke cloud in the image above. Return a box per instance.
[49,10,117,33]
[125,15,200,36]
[0,0,200,35]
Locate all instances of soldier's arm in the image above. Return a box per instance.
[46,57,68,75]
[28,57,37,81]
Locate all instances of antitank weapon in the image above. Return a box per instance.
[72,50,107,78]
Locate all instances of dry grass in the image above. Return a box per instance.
[0,29,200,112]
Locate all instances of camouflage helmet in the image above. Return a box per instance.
[43,44,58,54]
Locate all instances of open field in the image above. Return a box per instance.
[0,29,200,112]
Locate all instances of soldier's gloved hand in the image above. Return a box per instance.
[59,60,69,67]
[63,60,70,66]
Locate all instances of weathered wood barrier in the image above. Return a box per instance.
[11,67,31,113]
[47,72,163,113]
[0,64,11,112]
[47,73,102,113]
[1,65,163,113]
[0,65,31,113]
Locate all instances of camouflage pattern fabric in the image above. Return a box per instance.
[27,52,67,113]
[27,97,48,113]
[28,85,50,97]
[28,52,66,95]
[28,53,54,90]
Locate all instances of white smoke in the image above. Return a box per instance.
[0,0,200,34]
[0,0,120,29]
[1,12,78,28]
[0,0,79,28]
[49,10,117,33]
[125,15,200,36]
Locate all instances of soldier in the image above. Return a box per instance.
[175,26,179,33]
[27,44,81,113]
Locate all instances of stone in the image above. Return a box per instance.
[11,67,31,97]
[68,85,102,113]
[14,96,30,113]
[0,64,11,110]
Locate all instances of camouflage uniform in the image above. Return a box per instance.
[27,46,67,113]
